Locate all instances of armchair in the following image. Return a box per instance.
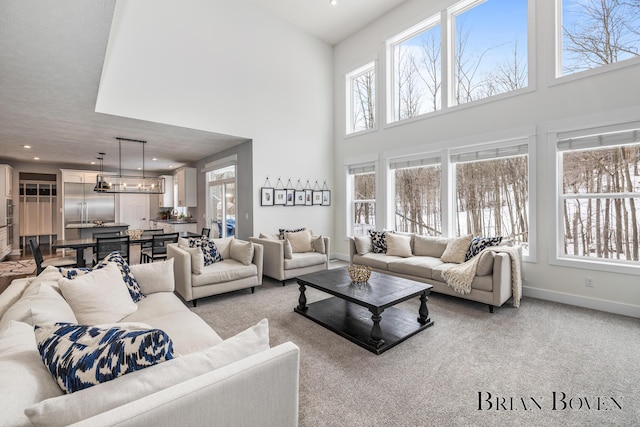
[249,233,329,286]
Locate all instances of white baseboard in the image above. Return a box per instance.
[523,286,640,318]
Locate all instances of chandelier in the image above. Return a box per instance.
[94,137,165,194]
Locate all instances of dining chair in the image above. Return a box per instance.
[141,232,179,263]
[29,238,77,275]
[201,227,211,238]
[95,235,130,265]
[93,231,123,238]
[139,229,164,263]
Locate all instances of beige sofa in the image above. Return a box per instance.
[249,233,330,286]
[349,234,521,312]
[0,260,299,427]
[167,237,264,306]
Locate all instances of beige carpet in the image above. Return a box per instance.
[189,265,640,427]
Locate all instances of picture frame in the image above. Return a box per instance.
[322,190,331,206]
[274,189,287,205]
[295,190,306,206]
[260,187,274,206]
[286,189,295,206]
[312,190,323,205]
[305,189,313,206]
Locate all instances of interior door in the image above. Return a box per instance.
[119,194,149,230]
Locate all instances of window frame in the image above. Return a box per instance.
[346,61,377,136]
[549,119,640,275]
[345,159,378,237]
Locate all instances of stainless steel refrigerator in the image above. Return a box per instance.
[63,183,115,239]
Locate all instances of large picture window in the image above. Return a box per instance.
[451,142,529,253]
[560,0,640,77]
[348,164,376,236]
[557,128,640,264]
[391,155,442,236]
[346,62,376,134]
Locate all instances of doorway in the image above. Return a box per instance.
[206,165,236,238]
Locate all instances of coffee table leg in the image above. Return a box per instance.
[297,282,307,311]
[369,309,385,348]
[418,291,430,324]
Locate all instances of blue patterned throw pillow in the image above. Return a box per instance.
[465,236,503,261]
[58,252,146,303]
[368,230,394,254]
[189,237,223,266]
[35,323,175,394]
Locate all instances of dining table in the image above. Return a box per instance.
[52,231,202,268]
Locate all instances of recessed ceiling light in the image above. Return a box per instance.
[90,161,96,165]
[330,0,337,5]
[152,158,158,161]
[24,145,31,149]
[33,157,40,160]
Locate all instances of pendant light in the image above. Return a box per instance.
[94,152,111,192]
[95,137,165,194]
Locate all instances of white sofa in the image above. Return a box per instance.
[0,260,299,427]
[167,237,264,306]
[249,232,330,286]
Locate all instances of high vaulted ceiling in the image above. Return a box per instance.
[0,0,407,172]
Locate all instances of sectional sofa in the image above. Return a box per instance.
[349,233,522,312]
[0,257,299,426]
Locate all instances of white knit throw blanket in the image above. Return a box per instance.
[441,246,522,308]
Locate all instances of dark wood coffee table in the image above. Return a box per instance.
[294,268,434,354]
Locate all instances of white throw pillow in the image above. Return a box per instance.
[58,263,138,324]
[440,234,473,264]
[211,237,233,259]
[385,233,413,257]
[230,239,254,266]
[312,236,326,254]
[130,259,175,293]
[353,236,373,255]
[413,235,449,257]
[286,230,313,253]
[25,318,270,427]
[283,239,293,259]
[0,321,64,427]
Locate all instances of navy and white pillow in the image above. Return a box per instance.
[35,323,175,394]
[188,237,223,266]
[368,230,394,254]
[58,252,146,303]
[465,236,503,261]
[279,228,305,240]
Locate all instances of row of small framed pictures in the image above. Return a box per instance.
[260,188,331,206]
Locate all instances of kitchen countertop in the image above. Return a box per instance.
[66,222,130,229]
[153,219,197,224]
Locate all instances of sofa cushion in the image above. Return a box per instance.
[470,275,493,292]
[352,253,402,271]
[0,277,30,320]
[369,230,393,253]
[465,236,503,261]
[0,321,64,427]
[353,235,373,255]
[279,227,305,239]
[0,279,77,333]
[129,259,175,293]
[413,235,449,258]
[283,252,327,270]
[212,237,233,259]
[312,235,326,254]
[286,230,313,253]
[191,259,258,287]
[25,319,269,427]
[476,251,495,276]
[284,239,293,259]
[259,232,279,240]
[121,292,190,321]
[230,239,254,266]
[124,311,223,355]
[440,234,472,264]
[388,256,445,278]
[183,246,205,274]
[58,263,138,325]
[189,238,224,266]
[385,233,412,257]
[431,263,459,282]
[35,323,175,394]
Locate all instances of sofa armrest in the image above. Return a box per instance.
[69,342,300,427]
[252,243,264,285]
[348,237,357,263]
[323,236,331,266]
[167,244,193,303]
[491,253,513,307]
[249,237,285,281]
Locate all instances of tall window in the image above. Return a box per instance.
[346,62,376,134]
[560,0,640,77]
[450,0,529,105]
[387,15,441,123]
[348,164,376,236]
[451,142,529,252]
[557,128,640,263]
[391,155,442,235]
[206,164,236,238]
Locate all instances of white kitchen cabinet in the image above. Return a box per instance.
[175,167,196,207]
[158,175,174,207]
[0,226,8,261]
[0,165,13,197]
[61,170,98,184]
[150,221,197,234]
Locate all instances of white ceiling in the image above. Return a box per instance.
[0,0,406,173]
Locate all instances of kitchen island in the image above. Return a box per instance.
[65,222,129,239]
[150,219,198,234]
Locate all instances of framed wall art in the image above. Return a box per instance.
[261,188,274,206]
[322,190,331,206]
[312,190,323,205]
[295,190,306,205]
[305,189,313,206]
[286,189,295,206]
[274,189,287,205]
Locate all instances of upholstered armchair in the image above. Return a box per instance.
[249,230,329,286]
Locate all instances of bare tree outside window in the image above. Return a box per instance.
[352,172,376,236]
[349,64,375,133]
[394,165,442,236]
[562,0,640,75]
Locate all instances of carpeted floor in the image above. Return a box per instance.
[189,265,639,426]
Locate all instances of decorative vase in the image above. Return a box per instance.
[348,264,371,285]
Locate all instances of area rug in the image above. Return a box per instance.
[0,259,36,277]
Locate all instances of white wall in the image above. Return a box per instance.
[95,0,334,236]
[332,0,640,316]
